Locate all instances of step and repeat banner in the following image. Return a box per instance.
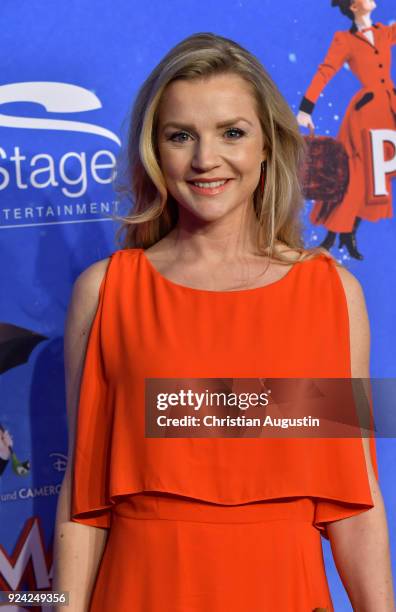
[0,1,395,609]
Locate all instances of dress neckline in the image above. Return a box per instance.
[138,248,306,295]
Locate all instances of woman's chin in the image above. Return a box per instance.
[185,211,237,226]
[177,200,247,224]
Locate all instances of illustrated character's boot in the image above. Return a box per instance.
[338,217,363,260]
[319,231,337,251]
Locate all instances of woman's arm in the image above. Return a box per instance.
[52,258,110,612]
[327,266,395,611]
[299,31,349,116]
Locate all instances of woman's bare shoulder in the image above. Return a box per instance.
[320,259,370,375]
[74,257,111,296]
[68,257,111,328]
[330,261,368,316]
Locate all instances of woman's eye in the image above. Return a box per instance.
[225,128,245,139]
[168,131,191,143]
[167,127,245,143]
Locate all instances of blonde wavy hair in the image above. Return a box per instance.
[112,31,333,265]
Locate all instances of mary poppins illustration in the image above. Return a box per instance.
[297,0,396,260]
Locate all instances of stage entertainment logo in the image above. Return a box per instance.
[0,82,122,228]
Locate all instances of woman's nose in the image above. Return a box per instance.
[191,138,221,170]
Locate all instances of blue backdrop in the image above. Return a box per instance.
[0,1,394,609]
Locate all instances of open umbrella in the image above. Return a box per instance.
[0,322,47,375]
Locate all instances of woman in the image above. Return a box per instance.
[297,0,396,260]
[53,32,395,611]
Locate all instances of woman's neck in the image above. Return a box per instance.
[354,15,373,29]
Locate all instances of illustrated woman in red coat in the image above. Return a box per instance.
[297,0,396,260]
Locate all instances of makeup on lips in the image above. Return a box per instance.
[186,177,233,195]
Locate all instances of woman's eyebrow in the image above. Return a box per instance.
[161,117,253,130]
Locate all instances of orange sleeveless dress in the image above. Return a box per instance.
[70,248,378,612]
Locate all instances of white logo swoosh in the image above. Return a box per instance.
[0,82,121,145]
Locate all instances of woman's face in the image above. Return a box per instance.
[156,73,267,225]
[351,0,376,15]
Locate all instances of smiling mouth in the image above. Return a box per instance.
[188,179,230,188]
[186,179,233,195]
